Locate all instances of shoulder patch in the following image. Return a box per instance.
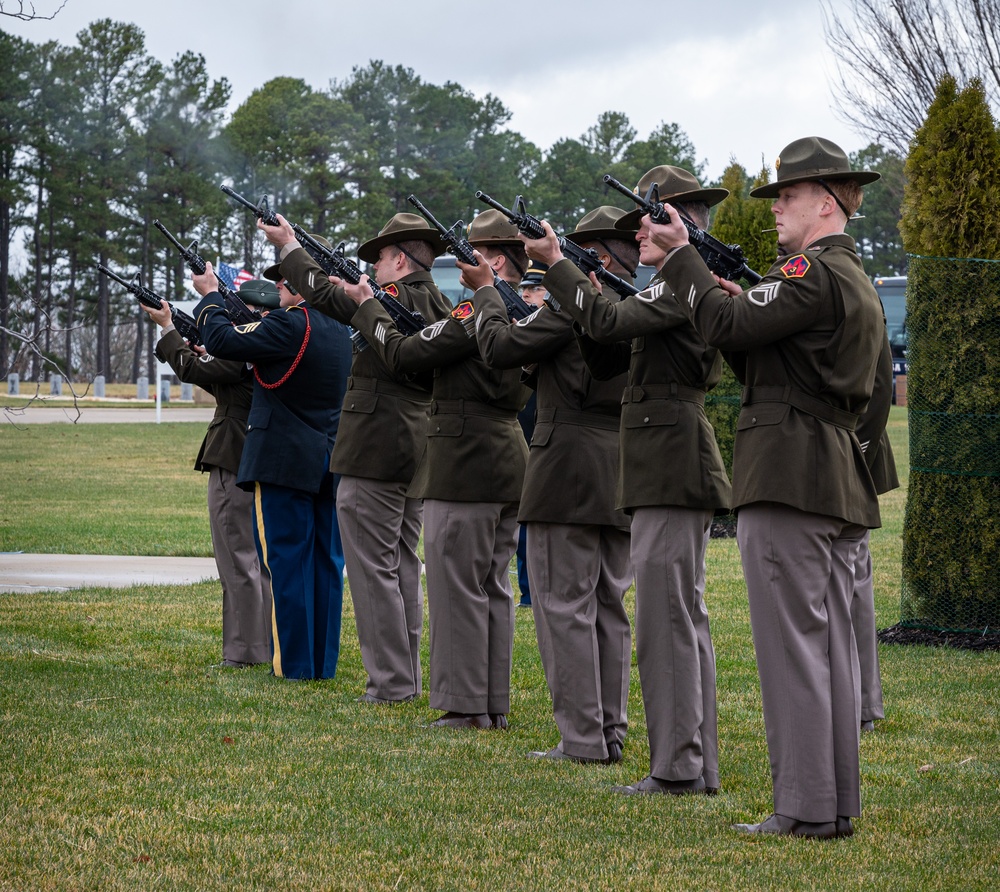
[383,283,399,298]
[780,255,811,278]
[451,300,475,320]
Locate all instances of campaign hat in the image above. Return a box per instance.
[467,209,522,247]
[357,213,447,264]
[616,166,729,230]
[750,136,880,198]
[565,206,637,244]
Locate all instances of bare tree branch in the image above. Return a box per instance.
[0,0,68,21]
[821,0,1000,153]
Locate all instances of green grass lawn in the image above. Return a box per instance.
[1,408,997,891]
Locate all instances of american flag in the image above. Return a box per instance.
[217,262,253,289]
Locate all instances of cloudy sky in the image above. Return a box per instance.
[3,0,866,182]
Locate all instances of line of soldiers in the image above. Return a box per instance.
[148,135,896,840]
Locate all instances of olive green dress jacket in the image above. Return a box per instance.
[473,288,629,530]
[155,329,250,474]
[544,259,731,514]
[659,235,885,528]
[280,248,453,483]
[348,291,529,503]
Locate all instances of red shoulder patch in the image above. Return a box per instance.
[383,283,399,297]
[780,255,811,278]
[451,300,474,320]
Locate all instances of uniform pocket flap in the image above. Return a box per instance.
[530,421,554,447]
[428,415,465,438]
[342,390,379,415]
[737,402,790,430]
[622,400,679,429]
[246,406,271,431]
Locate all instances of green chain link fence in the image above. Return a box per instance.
[900,254,1000,635]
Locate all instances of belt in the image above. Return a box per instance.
[742,385,860,431]
[535,406,620,431]
[621,383,706,406]
[347,375,429,401]
[430,399,517,420]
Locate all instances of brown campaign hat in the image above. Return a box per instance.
[237,279,280,309]
[565,206,636,244]
[750,136,881,198]
[263,233,333,281]
[616,166,729,230]
[467,209,522,247]
[357,213,447,264]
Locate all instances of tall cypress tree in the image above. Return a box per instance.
[898,75,1000,632]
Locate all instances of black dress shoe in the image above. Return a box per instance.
[733,813,841,839]
[613,775,707,795]
[490,714,508,730]
[860,719,875,732]
[836,817,854,838]
[430,711,492,729]
[357,692,415,705]
[605,741,623,764]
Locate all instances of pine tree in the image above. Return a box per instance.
[898,75,1000,632]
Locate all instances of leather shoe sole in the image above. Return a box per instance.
[734,813,851,839]
[613,775,707,795]
[430,712,492,729]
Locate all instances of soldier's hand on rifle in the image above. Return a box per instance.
[518,219,563,267]
[714,275,743,296]
[645,212,689,253]
[140,298,173,330]
[339,275,374,306]
[457,249,493,291]
[192,262,220,297]
[257,213,298,249]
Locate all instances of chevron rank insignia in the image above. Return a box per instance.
[780,255,811,278]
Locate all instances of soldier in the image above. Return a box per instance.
[334,214,530,731]
[521,169,732,795]
[258,214,453,703]
[475,208,636,765]
[141,279,278,669]
[853,316,899,732]
[647,137,885,838]
[191,263,353,681]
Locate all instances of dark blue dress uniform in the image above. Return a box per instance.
[194,292,352,680]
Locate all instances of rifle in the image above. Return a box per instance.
[602,174,762,285]
[289,225,430,349]
[97,264,202,346]
[474,191,640,302]
[220,184,280,226]
[407,194,535,322]
[152,219,261,326]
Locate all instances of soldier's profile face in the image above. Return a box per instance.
[635,218,667,268]
[771,182,826,254]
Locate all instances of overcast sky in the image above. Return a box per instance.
[3,0,866,182]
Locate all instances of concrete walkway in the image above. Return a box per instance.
[0,553,219,594]
[3,406,215,424]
